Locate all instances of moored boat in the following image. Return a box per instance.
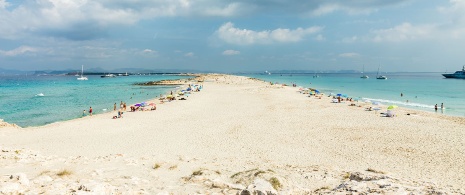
[442,65,465,79]
[101,73,116,78]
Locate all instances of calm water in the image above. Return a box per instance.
[244,72,465,117]
[0,74,190,127]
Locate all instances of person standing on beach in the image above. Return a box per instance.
[89,107,93,116]
[113,103,116,111]
[441,103,444,109]
[82,110,86,117]
[434,104,438,111]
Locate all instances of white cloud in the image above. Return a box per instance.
[0,0,9,9]
[370,23,435,42]
[143,49,156,53]
[216,22,323,45]
[339,52,360,58]
[0,46,39,56]
[184,52,194,57]
[222,50,240,55]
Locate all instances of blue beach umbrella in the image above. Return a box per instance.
[337,93,342,96]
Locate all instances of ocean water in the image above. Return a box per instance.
[0,74,190,127]
[244,72,465,117]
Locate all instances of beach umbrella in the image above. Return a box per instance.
[134,103,141,106]
[387,105,398,110]
[337,93,342,96]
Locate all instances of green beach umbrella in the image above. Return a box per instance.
[387,105,398,110]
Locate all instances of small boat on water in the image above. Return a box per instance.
[35,93,44,97]
[118,72,129,76]
[442,65,465,79]
[101,73,116,78]
[360,65,369,79]
[376,65,387,80]
[77,65,88,80]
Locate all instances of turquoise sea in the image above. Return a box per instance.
[0,75,189,127]
[1,72,464,127]
[245,72,465,117]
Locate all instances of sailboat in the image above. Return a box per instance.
[360,65,369,79]
[77,65,88,80]
[376,65,387,80]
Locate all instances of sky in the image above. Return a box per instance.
[1,0,465,72]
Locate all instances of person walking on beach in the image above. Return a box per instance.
[89,107,93,116]
[434,104,438,112]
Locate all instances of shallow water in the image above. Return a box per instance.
[244,72,465,117]
[0,74,190,127]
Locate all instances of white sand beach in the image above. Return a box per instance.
[1,74,465,194]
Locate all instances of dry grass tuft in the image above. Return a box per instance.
[153,163,161,170]
[269,177,282,190]
[57,169,73,177]
[366,168,386,174]
[192,170,203,176]
[168,165,178,170]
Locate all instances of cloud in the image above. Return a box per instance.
[184,52,194,57]
[0,46,39,56]
[339,52,360,58]
[222,50,240,55]
[143,49,156,53]
[370,23,435,42]
[216,22,323,45]
[0,0,412,41]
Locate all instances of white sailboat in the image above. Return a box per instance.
[376,65,387,80]
[77,65,88,80]
[360,65,369,79]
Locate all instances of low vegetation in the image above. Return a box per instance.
[153,163,161,170]
[269,177,282,190]
[57,169,73,177]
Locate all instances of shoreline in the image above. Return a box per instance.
[1,74,464,194]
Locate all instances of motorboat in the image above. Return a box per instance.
[120,72,129,76]
[442,65,465,79]
[101,73,116,78]
[77,65,88,80]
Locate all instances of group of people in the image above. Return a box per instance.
[434,103,444,111]
[82,107,93,117]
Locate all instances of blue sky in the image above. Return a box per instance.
[0,0,464,72]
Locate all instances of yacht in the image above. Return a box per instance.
[77,65,88,80]
[376,65,387,80]
[442,65,465,79]
[101,73,116,78]
[360,65,369,79]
